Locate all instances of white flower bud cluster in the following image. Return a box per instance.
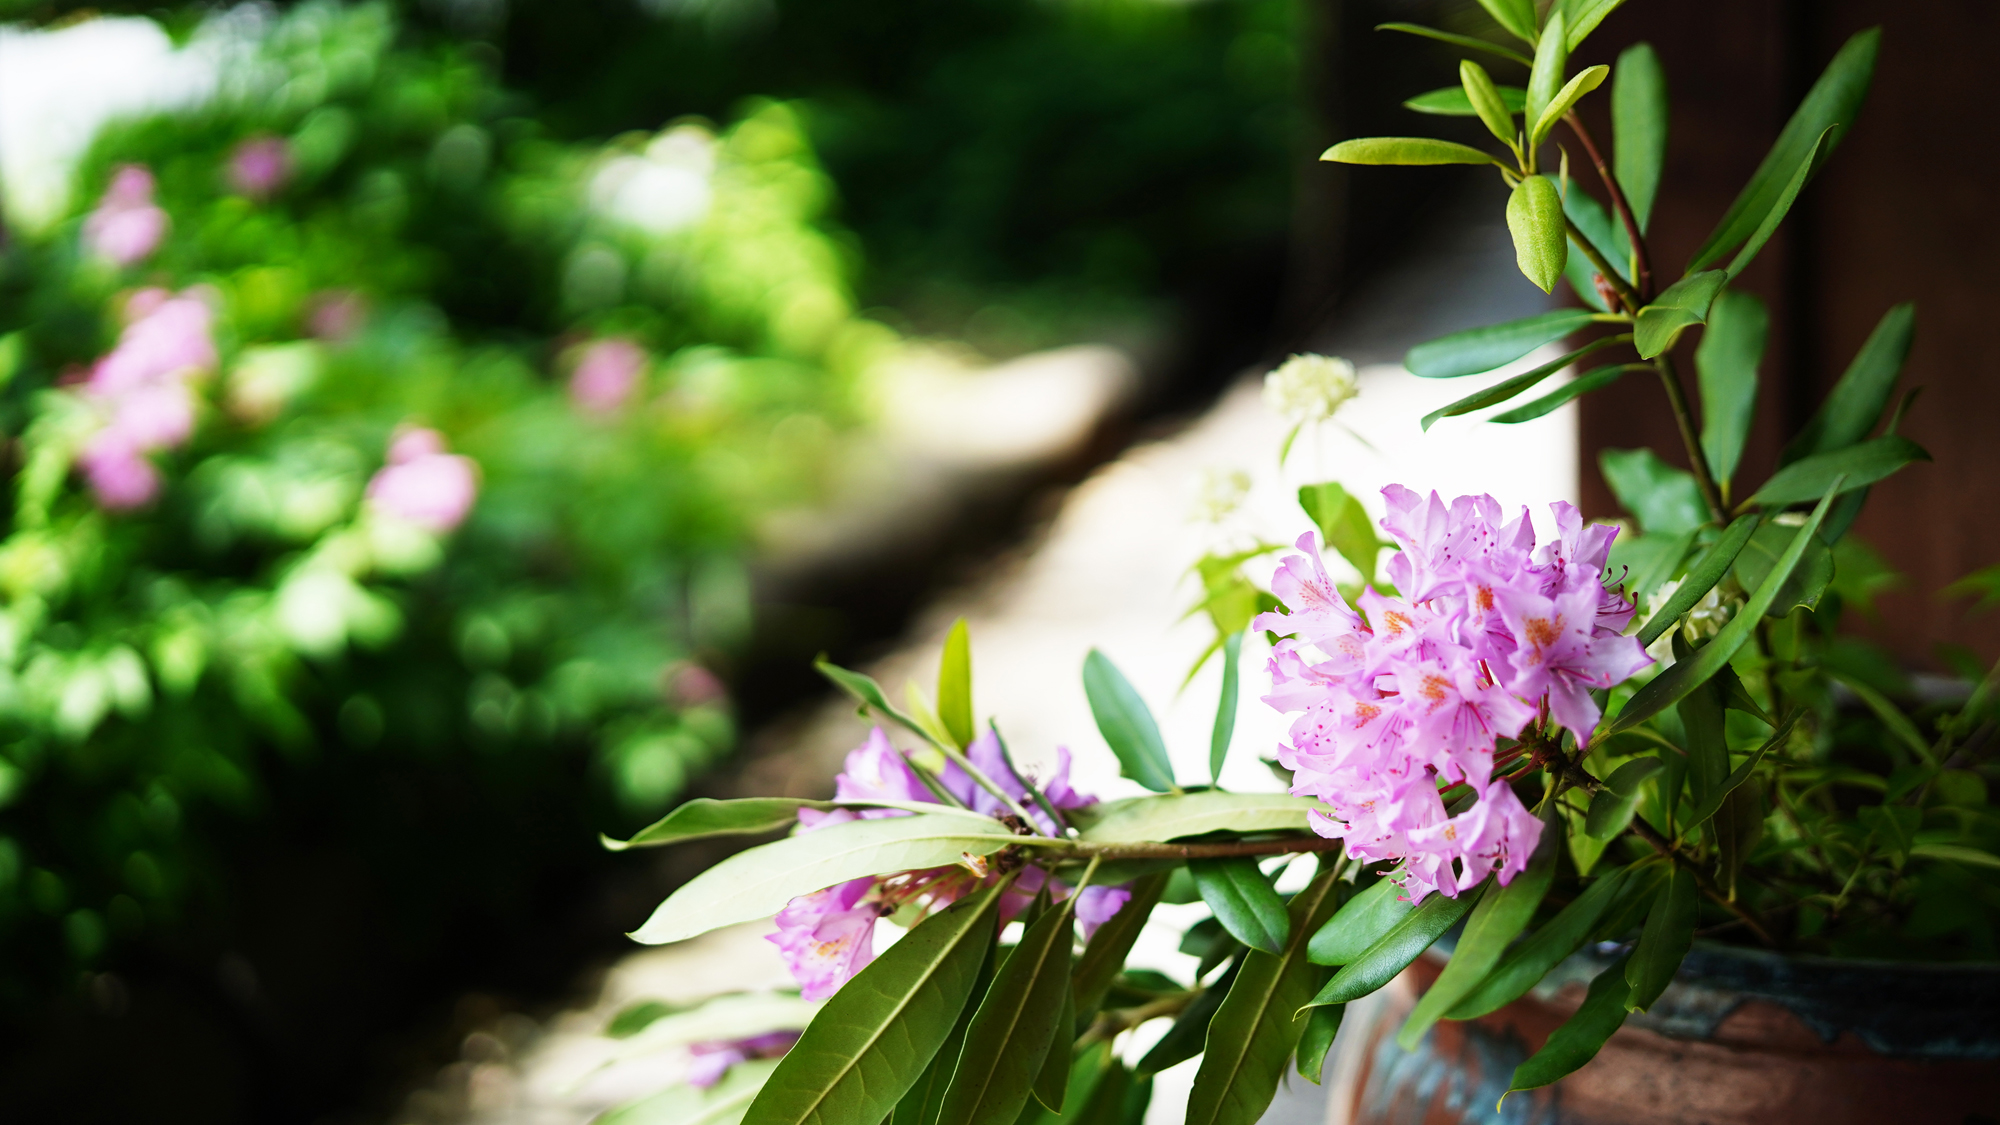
[1262,353,1358,424]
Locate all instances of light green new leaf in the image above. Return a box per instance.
[1782,303,1916,464]
[1298,481,1381,581]
[1599,447,1706,537]
[1070,791,1320,844]
[1695,290,1769,490]
[1492,363,1642,423]
[1405,83,1527,118]
[1624,864,1697,1011]
[1689,28,1880,273]
[1585,757,1665,840]
[937,902,1075,1125]
[1073,872,1169,1018]
[1561,0,1625,49]
[631,811,1016,944]
[1475,0,1538,44]
[1508,175,1568,293]
[1375,22,1533,67]
[1633,269,1727,358]
[1186,871,1342,1125]
[1524,9,1568,128]
[1460,60,1520,146]
[1448,866,1632,1020]
[1611,43,1668,231]
[817,659,947,750]
[1191,857,1291,956]
[1746,435,1929,508]
[1406,309,1599,378]
[605,797,826,851]
[1307,876,1412,966]
[1731,521,1834,617]
[1506,954,1632,1093]
[1307,883,1483,1007]
[744,886,1001,1125]
[1321,137,1499,166]
[1421,335,1628,430]
[1633,514,1759,647]
[1083,650,1176,792]
[1295,1004,1344,1084]
[1210,631,1242,785]
[600,1057,780,1125]
[1532,64,1608,147]
[939,618,974,750]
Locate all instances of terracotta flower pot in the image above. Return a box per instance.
[1328,943,2000,1124]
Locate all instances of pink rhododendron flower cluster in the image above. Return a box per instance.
[365,427,480,533]
[83,165,169,267]
[78,289,218,509]
[568,337,647,415]
[685,1030,802,1087]
[767,727,1129,1001]
[227,136,292,200]
[1257,485,1652,901]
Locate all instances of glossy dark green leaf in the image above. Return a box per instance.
[1689,28,1879,273]
[1723,128,1833,281]
[938,902,1076,1125]
[1298,481,1380,583]
[1679,716,1792,841]
[1406,309,1599,378]
[1731,521,1833,617]
[744,885,1001,1125]
[1405,81,1526,119]
[1585,757,1664,840]
[1523,10,1569,128]
[1532,64,1608,147]
[1031,979,1077,1113]
[604,797,824,851]
[1563,176,1630,280]
[896,938,999,1125]
[1308,883,1483,1007]
[1623,864,1697,1011]
[1746,435,1929,508]
[1015,1040,1113,1125]
[1375,22,1532,68]
[939,618,975,750]
[1562,0,1625,50]
[1507,175,1568,293]
[1782,303,1916,464]
[1082,650,1176,792]
[1611,42,1668,231]
[1492,363,1642,423]
[1135,961,1237,1077]
[1714,785,1765,899]
[1633,514,1759,646]
[1294,1003,1343,1084]
[1506,954,1632,1093]
[1307,876,1411,966]
[1421,335,1628,430]
[1320,137,1499,166]
[1476,0,1537,44]
[1190,857,1291,955]
[1679,676,1728,810]
[1447,866,1632,1020]
[1186,871,1342,1125]
[1209,632,1242,785]
[1599,447,1706,537]
[1634,269,1727,358]
[1073,873,1168,1018]
[1695,290,1768,491]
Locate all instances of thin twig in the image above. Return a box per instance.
[1565,218,1643,316]
[1653,355,1729,522]
[1564,112,1654,300]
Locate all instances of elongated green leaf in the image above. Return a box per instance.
[1611,43,1667,232]
[1624,864,1696,1011]
[1783,303,1916,464]
[1308,883,1483,1007]
[1506,954,1632,1093]
[1406,309,1599,378]
[1294,1003,1343,1084]
[1679,676,1728,810]
[1532,64,1608,147]
[1017,1040,1113,1125]
[1135,961,1237,1077]
[601,1057,780,1125]
[1911,843,2000,871]
[1460,60,1519,146]
[1209,632,1242,785]
[605,797,826,851]
[745,886,1001,1125]
[1448,865,1631,1020]
[1679,717,1792,838]
[1476,0,1537,44]
[940,618,974,750]
[818,659,946,750]
[1524,10,1569,128]
[1397,818,1557,1048]
[1610,528,1696,616]
[1562,0,1625,49]
[1298,482,1380,582]
[894,938,996,1125]
[1633,514,1759,646]
[1508,175,1568,293]
[1724,129,1832,280]
[1031,983,1076,1113]
[1186,871,1342,1125]
[1374,22,1532,68]
[1307,877,1411,965]
[939,903,1075,1125]
[1070,791,1319,844]
[1191,857,1291,955]
[1562,193,1619,310]
[1072,872,1168,1019]
[1321,137,1500,166]
[1689,28,1879,272]
[1695,290,1768,490]
[631,811,1016,944]
[1599,447,1706,537]
[1731,521,1833,616]
[1421,335,1628,430]
[1492,363,1641,423]
[1404,83,1527,118]
[1747,435,1928,508]
[1634,270,1727,358]
[1082,650,1175,792]
[1585,757,1665,840]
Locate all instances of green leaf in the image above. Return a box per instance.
[938,902,1075,1125]
[1723,128,1833,280]
[818,659,947,750]
[1209,632,1242,785]
[1731,521,1834,617]
[1679,717,1792,838]
[1746,435,1929,508]
[1135,962,1237,1077]
[1031,983,1077,1113]
[1191,857,1291,956]
[1857,804,1921,863]
[1374,22,1532,68]
[1505,954,1632,1093]
[1185,870,1342,1125]
[1406,309,1599,379]
[1910,843,2000,871]
[1633,270,1727,358]
[1475,0,1538,44]
[1585,757,1664,840]
[1611,43,1668,231]
[1082,650,1176,792]
[1561,0,1625,49]
[1491,363,1641,423]
[1448,865,1632,1020]
[1320,137,1499,166]
[1532,64,1608,147]
[1297,482,1380,582]
[940,618,975,750]
[1679,675,1728,810]
[1016,1040,1113,1125]
[1294,1003,1343,1084]
[1073,872,1168,1018]
[1459,60,1520,146]
[1404,82,1527,118]
[1523,9,1568,129]
[1396,815,1557,1049]
[1688,28,1879,273]
[1307,876,1412,965]
[1507,175,1568,293]
[1783,303,1916,463]
[631,811,1016,944]
[605,797,825,851]
[1420,335,1628,430]
[1599,447,1706,537]
[600,1057,780,1125]
[895,937,997,1125]
[1624,864,1697,1011]
[745,885,1001,1125]
[1695,290,1768,490]
[1611,528,1696,616]
[1633,514,1759,646]
[1069,791,1320,844]
[1307,883,1483,1007]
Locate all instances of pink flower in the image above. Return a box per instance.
[227,136,291,200]
[307,290,368,341]
[1496,583,1650,744]
[569,338,647,415]
[78,437,161,510]
[90,290,216,397]
[75,289,215,510]
[686,1030,800,1087]
[365,427,479,533]
[83,165,169,266]
[1074,884,1133,942]
[765,878,883,1001]
[832,726,937,813]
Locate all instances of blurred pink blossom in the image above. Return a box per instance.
[307,290,368,341]
[365,427,479,533]
[227,136,291,200]
[76,289,216,510]
[83,165,169,267]
[568,337,646,414]
[685,1030,800,1087]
